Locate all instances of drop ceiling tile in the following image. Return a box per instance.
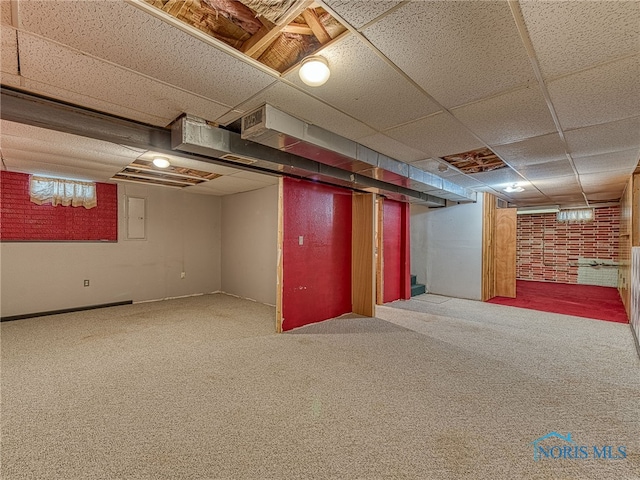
[536,180,583,196]
[215,82,375,140]
[565,117,640,157]
[573,149,640,176]
[324,0,403,29]
[1,1,10,24]
[283,35,442,131]
[1,70,20,87]
[492,133,567,166]
[229,170,279,185]
[410,159,460,179]
[362,1,534,108]
[206,175,274,194]
[135,151,242,176]
[3,147,129,172]
[548,194,589,204]
[18,0,275,106]
[1,120,142,160]
[467,167,524,188]
[583,183,628,195]
[446,174,487,189]
[586,191,625,202]
[355,133,428,163]
[452,84,556,146]
[385,112,484,158]
[548,55,640,130]
[517,160,576,181]
[18,33,230,127]
[580,170,633,187]
[1,25,17,74]
[520,1,640,78]
[2,152,123,182]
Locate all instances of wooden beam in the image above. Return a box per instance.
[482,192,497,301]
[282,23,314,35]
[276,177,284,333]
[352,193,375,317]
[301,9,331,44]
[241,0,314,58]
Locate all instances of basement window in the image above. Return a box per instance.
[29,175,97,209]
[556,208,594,223]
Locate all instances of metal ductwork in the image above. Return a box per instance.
[171,115,450,207]
[240,104,476,203]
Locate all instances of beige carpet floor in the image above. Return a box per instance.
[1,293,639,479]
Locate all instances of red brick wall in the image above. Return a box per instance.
[0,171,117,241]
[517,206,620,283]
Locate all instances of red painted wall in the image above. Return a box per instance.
[517,206,619,283]
[383,199,410,303]
[0,170,117,241]
[282,178,352,331]
[383,200,402,303]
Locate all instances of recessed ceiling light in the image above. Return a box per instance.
[298,56,330,87]
[504,184,525,193]
[152,157,170,169]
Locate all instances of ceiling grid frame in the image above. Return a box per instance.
[0,0,637,205]
[319,0,550,204]
[507,0,588,206]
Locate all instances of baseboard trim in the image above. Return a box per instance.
[631,324,640,361]
[1,301,133,322]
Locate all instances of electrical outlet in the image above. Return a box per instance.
[180,272,186,279]
[84,280,90,287]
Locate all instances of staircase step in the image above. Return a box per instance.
[411,274,417,286]
[411,283,426,297]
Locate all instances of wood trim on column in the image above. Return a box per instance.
[276,178,284,333]
[352,193,375,316]
[400,201,411,300]
[482,192,497,301]
[633,174,640,248]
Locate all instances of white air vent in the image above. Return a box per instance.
[241,106,267,139]
[220,154,258,165]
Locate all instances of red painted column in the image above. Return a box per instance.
[383,200,402,303]
[383,199,411,303]
[281,178,352,331]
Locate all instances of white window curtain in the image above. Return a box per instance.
[556,208,594,223]
[29,175,97,209]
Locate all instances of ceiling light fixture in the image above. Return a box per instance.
[503,183,524,193]
[298,56,330,87]
[152,157,170,169]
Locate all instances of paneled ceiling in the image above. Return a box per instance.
[1,0,638,205]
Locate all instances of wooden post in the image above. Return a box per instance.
[352,193,375,316]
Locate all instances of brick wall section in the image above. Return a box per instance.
[0,171,117,241]
[517,206,620,284]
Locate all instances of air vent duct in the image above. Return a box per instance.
[241,104,475,203]
[171,115,447,207]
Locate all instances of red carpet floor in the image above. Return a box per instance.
[487,280,628,324]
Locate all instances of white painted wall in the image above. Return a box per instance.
[410,204,429,285]
[423,197,484,300]
[221,184,278,305]
[0,183,222,317]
